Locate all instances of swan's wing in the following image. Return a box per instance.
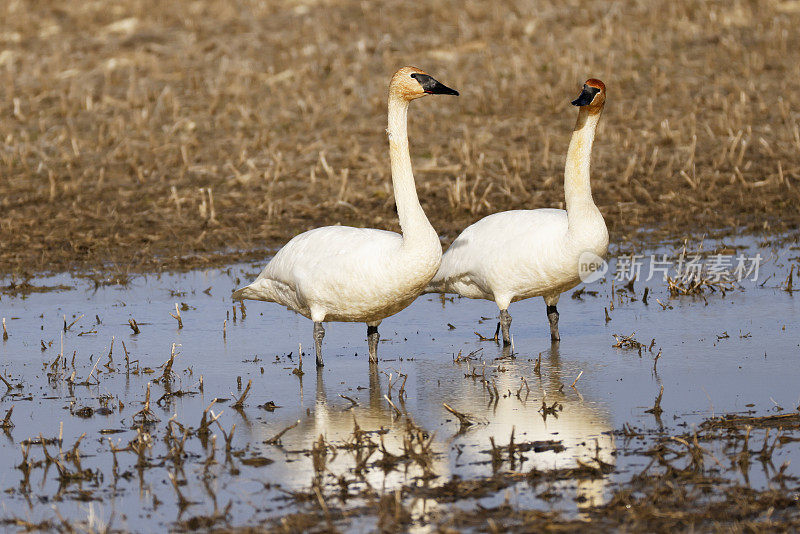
[235,226,419,319]
[259,226,403,287]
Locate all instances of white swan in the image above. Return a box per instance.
[426,79,609,344]
[233,67,458,366]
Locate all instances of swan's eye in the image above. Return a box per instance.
[409,72,459,96]
[571,85,601,106]
[410,73,432,87]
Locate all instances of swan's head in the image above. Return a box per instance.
[572,79,606,113]
[390,66,459,101]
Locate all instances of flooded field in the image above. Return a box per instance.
[1,235,799,531]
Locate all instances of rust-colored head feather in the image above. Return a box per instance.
[572,78,606,114]
[585,79,606,92]
[390,66,427,100]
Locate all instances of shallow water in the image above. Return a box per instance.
[0,236,798,531]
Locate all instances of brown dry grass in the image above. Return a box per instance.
[2,0,800,274]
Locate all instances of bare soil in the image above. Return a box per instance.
[2,0,799,276]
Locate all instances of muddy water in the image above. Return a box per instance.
[0,236,798,530]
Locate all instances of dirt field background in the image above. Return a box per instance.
[2,0,799,275]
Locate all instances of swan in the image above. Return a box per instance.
[233,67,458,366]
[425,79,609,344]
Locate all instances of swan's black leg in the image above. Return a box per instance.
[367,324,380,363]
[499,309,512,346]
[546,305,560,342]
[313,322,325,367]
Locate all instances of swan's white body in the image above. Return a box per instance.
[428,207,607,309]
[233,67,456,363]
[234,224,439,323]
[426,81,609,341]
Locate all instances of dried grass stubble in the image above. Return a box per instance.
[2,0,800,276]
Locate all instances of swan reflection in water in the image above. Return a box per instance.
[442,343,616,509]
[257,344,615,516]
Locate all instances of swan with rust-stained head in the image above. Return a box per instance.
[426,79,609,344]
[233,67,458,366]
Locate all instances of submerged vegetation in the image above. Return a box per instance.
[1,238,799,530]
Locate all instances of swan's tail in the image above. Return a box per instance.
[232,284,261,302]
[423,279,446,295]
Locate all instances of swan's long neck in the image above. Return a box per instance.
[564,107,602,224]
[387,95,436,248]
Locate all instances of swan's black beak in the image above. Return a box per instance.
[412,73,459,96]
[572,84,600,106]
